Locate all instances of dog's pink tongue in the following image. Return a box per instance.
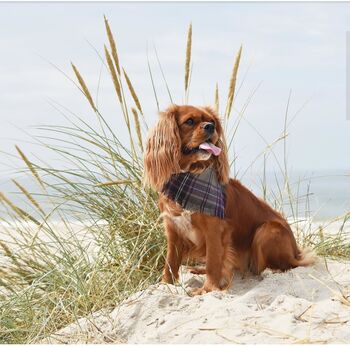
[199,142,221,156]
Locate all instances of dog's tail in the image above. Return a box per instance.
[291,247,317,267]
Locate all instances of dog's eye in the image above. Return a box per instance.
[185,118,194,126]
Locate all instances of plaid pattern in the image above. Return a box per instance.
[162,168,225,218]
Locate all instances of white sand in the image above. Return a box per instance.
[46,258,350,344]
[2,220,348,343]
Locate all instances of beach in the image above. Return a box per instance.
[1,219,349,343]
[45,258,350,344]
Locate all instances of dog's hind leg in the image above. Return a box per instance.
[250,221,315,274]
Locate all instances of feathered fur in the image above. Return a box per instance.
[144,105,182,191]
[143,105,315,295]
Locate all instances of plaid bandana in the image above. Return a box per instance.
[162,168,225,219]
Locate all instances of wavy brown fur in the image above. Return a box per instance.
[144,105,181,191]
[144,105,315,295]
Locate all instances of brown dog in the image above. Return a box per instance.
[144,105,314,295]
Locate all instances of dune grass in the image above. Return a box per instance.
[0,18,349,343]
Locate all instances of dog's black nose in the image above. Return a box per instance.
[203,122,215,134]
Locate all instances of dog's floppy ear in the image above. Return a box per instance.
[204,106,230,185]
[143,105,181,191]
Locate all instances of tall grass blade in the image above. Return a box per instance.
[123,69,143,115]
[95,179,134,187]
[147,50,160,112]
[12,179,45,215]
[0,192,41,225]
[71,63,97,112]
[214,82,219,113]
[15,145,45,190]
[131,107,144,153]
[104,15,121,75]
[104,45,123,104]
[184,23,192,100]
[153,45,173,104]
[225,45,242,119]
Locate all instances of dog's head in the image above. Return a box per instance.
[144,105,229,191]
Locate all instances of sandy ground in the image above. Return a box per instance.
[45,258,350,344]
[1,220,349,343]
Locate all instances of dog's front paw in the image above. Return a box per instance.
[188,266,206,275]
[191,287,208,296]
[161,273,179,285]
[191,283,221,296]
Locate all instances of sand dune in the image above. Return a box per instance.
[46,259,350,344]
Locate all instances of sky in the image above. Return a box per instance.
[0,1,350,182]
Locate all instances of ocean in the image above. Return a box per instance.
[0,169,349,223]
[241,169,350,222]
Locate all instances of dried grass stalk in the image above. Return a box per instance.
[123,69,143,115]
[215,83,219,113]
[15,145,45,189]
[0,192,41,225]
[104,15,121,75]
[131,107,144,153]
[0,241,22,268]
[12,179,45,215]
[96,179,134,187]
[226,45,242,118]
[104,45,122,103]
[71,63,97,112]
[184,23,192,92]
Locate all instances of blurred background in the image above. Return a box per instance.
[0,1,349,221]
